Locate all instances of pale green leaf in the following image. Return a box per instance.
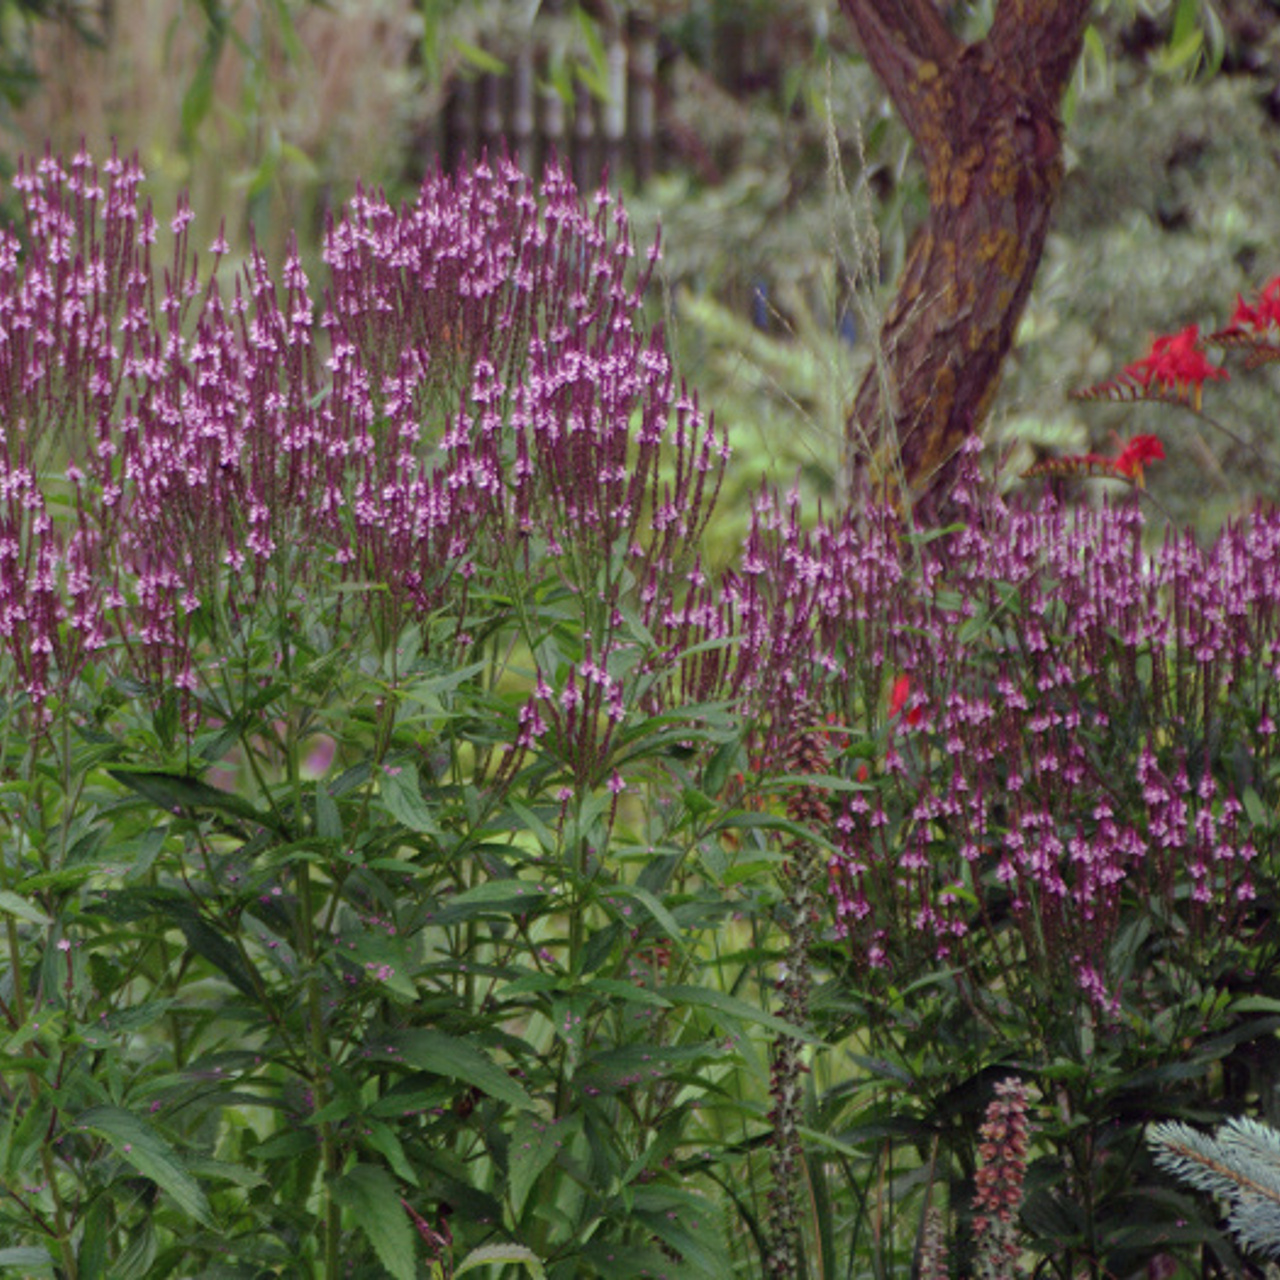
[452,38,507,76]
[0,1247,54,1272]
[0,890,50,926]
[455,1242,546,1278]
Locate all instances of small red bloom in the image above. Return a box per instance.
[888,674,908,717]
[1226,275,1280,334]
[1112,434,1165,484]
[888,674,922,728]
[1123,324,1228,408]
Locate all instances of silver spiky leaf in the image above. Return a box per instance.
[1149,1118,1280,1261]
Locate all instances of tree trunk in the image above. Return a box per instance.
[839,0,1093,522]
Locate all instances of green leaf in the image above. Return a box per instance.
[377,764,441,835]
[1242,786,1270,829]
[580,1043,718,1093]
[330,1163,415,1280]
[682,787,718,818]
[1154,26,1204,76]
[769,773,868,793]
[185,1157,267,1188]
[660,985,823,1045]
[701,737,740,798]
[509,1112,579,1220]
[608,885,684,952]
[581,1241,672,1278]
[315,780,342,841]
[452,38,507,76]
[455,1243,546,1278]
[265,0,304,63]
[507,798,558,853]
[402,660,487,704]
[573,4,609,100]
[180,44,218,141]
[172,909,257,997]
[633,1187,727,1277]
[347,934,419,1001]
[584,979,672,1010]
[1170,0,1198,48]
[430,879,548,925]
[0,1248,54,1273]
[0,890,50,926]
[107,769,276,830]
[380,1030,535,1111]
[19,863,120,893]
[1229,996,1280,1016]
[76,1106,211,1225]
[77,1198,109,1278]
[251,1129,317,1161]
[364,1120,420,1188]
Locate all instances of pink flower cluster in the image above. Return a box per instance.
[728,442,1274,1019]
[0,147,722,744]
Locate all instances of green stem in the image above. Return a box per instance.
[299,857,340,1277]
[2,711,79,1277]
[40,1140,77,1280]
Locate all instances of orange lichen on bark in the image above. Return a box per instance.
[993,228,1025,281]
[927,364,957,435]
[948,142,987,208]
[988,128,1020,200]
[975,228,1004,264]
[940,239,959,307]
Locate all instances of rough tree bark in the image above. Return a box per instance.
[839,0,1094,522]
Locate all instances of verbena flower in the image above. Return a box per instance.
[1,147,722,758]
[732,443,1273,1024]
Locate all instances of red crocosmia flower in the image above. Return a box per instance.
[1112,434,1165,486]
[888,674,909,717]
[889,674,922,727]
[1229,294,1260,333]
[1123,324,1228,408]
[1228,275,1280,334]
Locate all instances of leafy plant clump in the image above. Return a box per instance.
[1,147,1278,1280]
[0,144,736,1280]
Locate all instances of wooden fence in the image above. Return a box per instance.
[427,10,661,192]
[411,5,779,192]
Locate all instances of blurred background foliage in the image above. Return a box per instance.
[2,0,1279,542]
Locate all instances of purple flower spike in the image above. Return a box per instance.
[730,440,1278,1024]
